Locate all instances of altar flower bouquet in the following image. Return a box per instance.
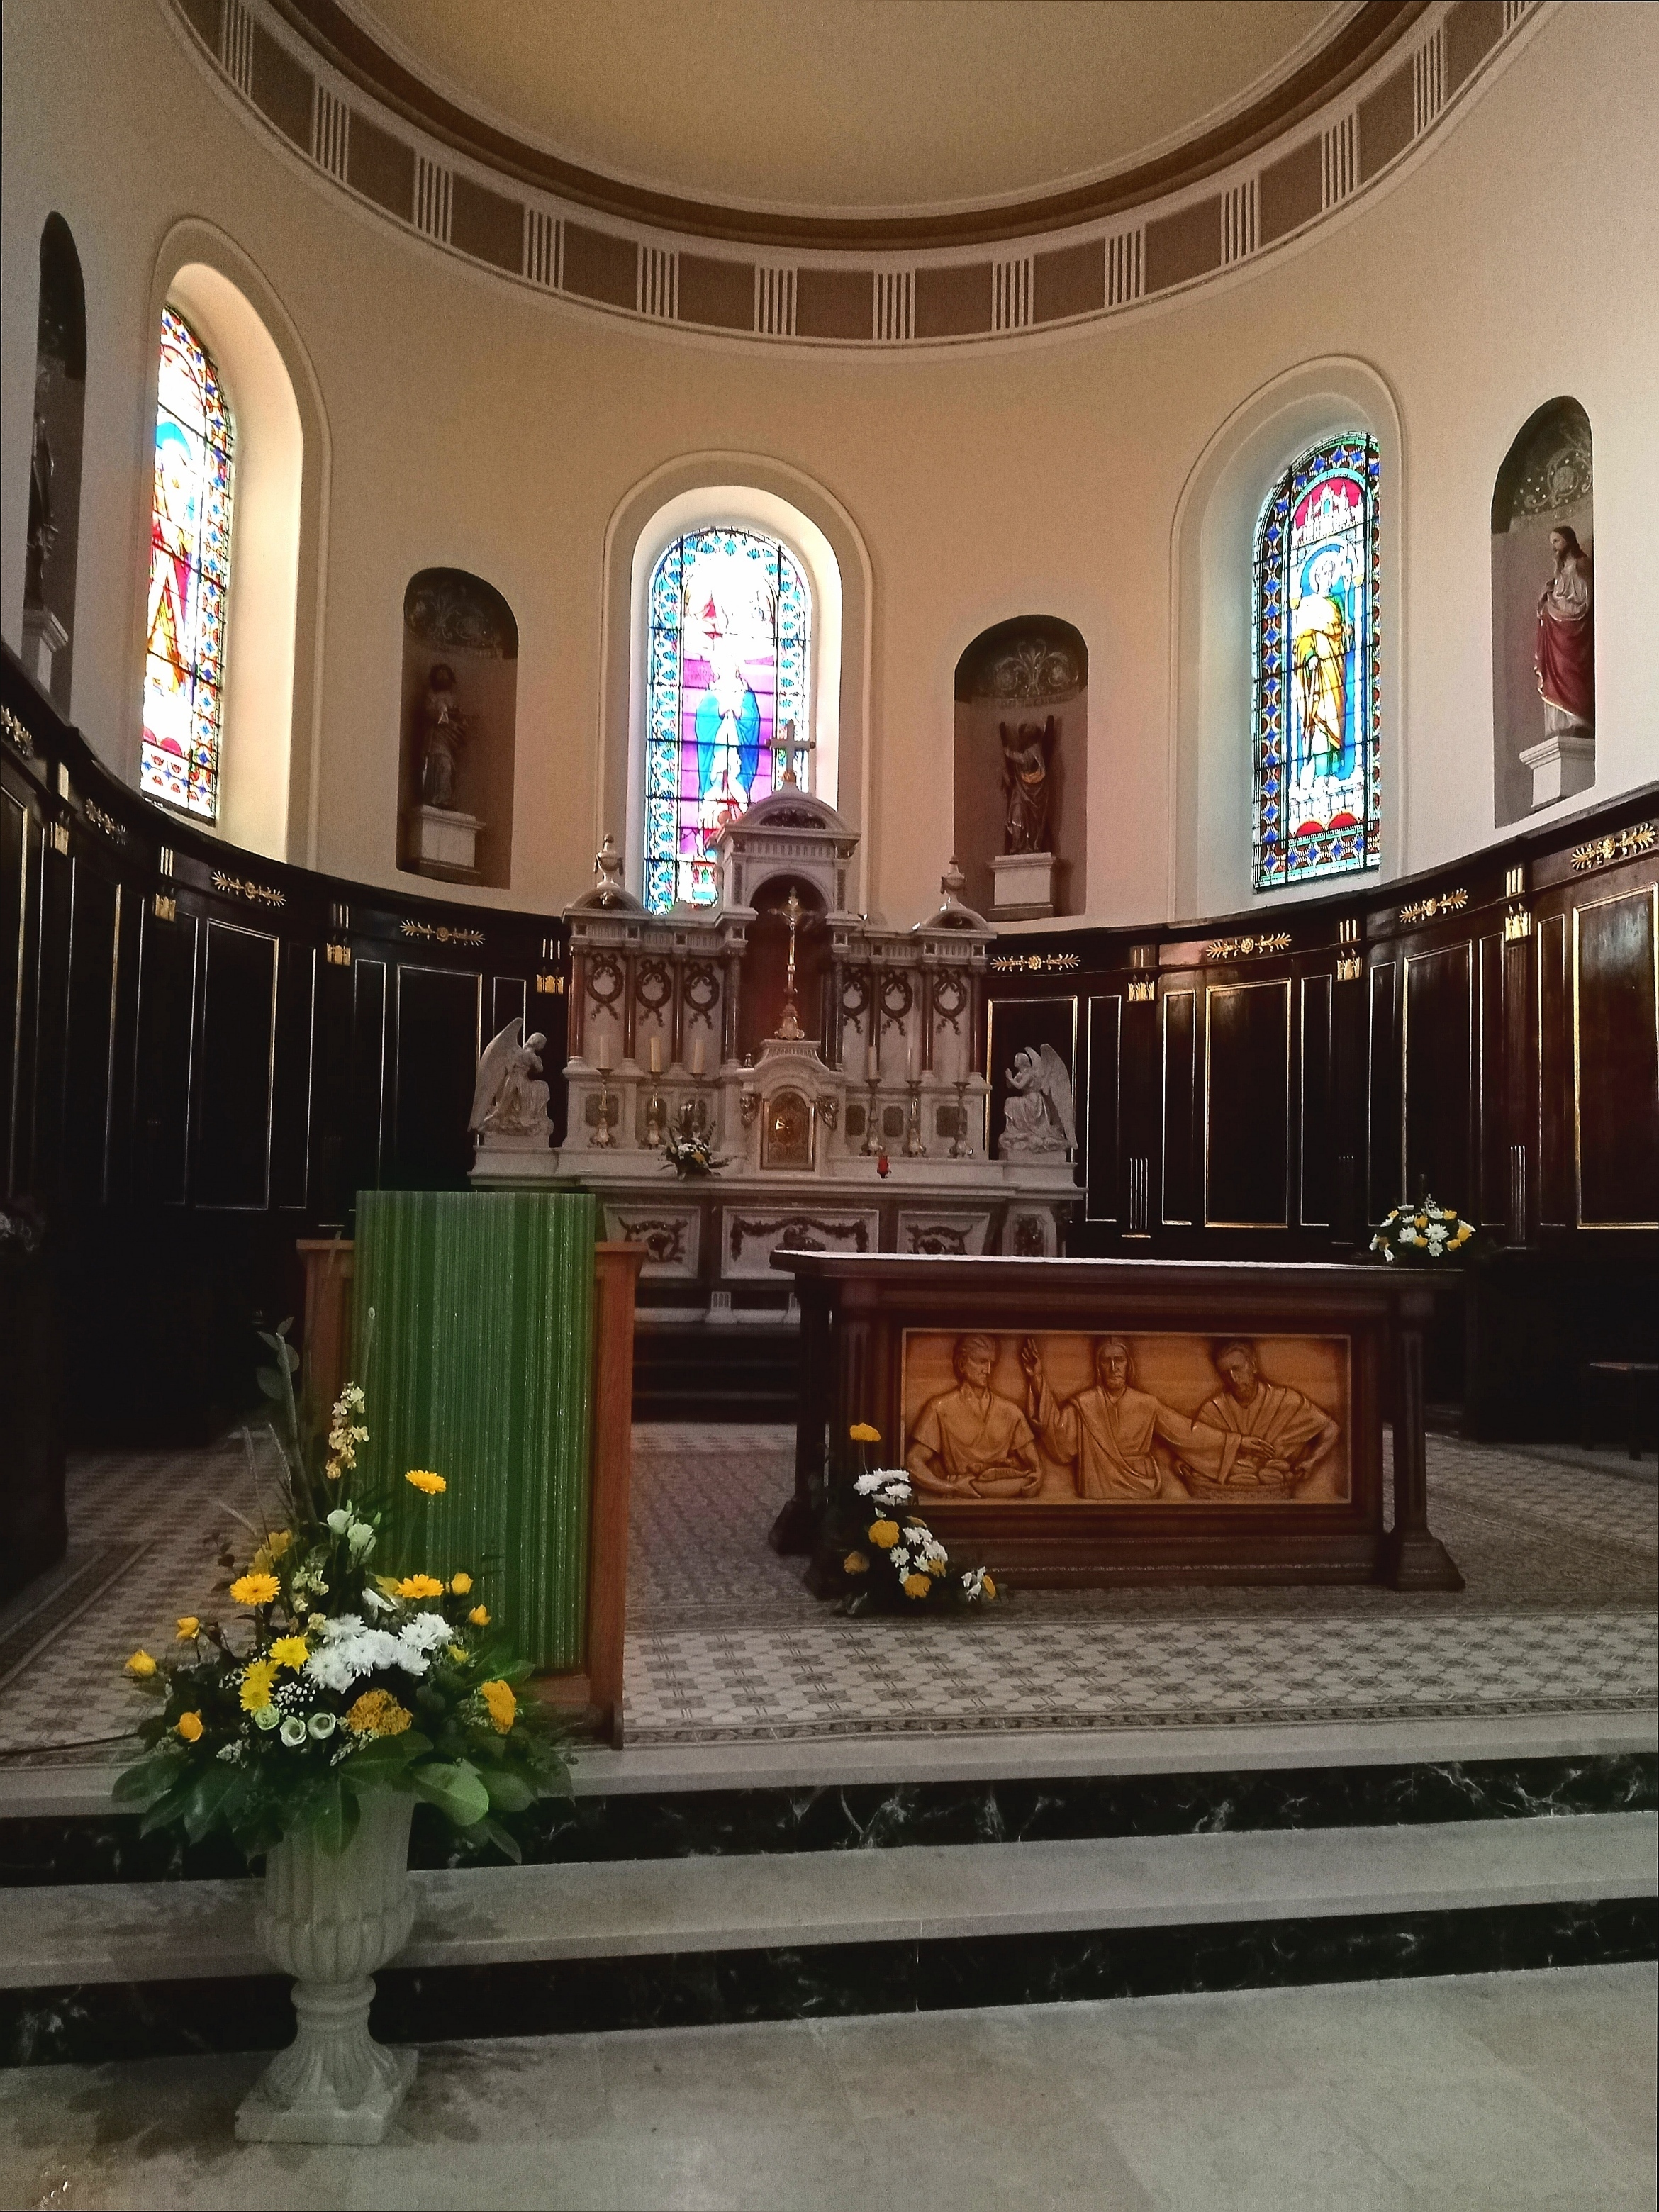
[113,1321,566,1860]
[834,1423,996,1616]
[1369,1196,1476,1265]
[661,1126,727,1178]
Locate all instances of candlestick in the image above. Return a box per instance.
[949,1077,974,1159]
[861,1076,881,1158]
[905,1076,927,1157]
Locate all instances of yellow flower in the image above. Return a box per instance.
[125,1650,157,1677]
[269,1636,309,1670]
[901,1573,932,1599]
[849,1422,881,1444]
[175,1711,203,1743]
[447,1643,467,1662]
[240,1659,279,1713]
[1414,1214,1428,1229]
[345,1689,412,1737]
[843,1551,870,1575]
[982,1574,997,1600]
[469,1604,491,1627]
[395,1574,445,1599]
[868,1520,900,1549]
[479,1679,517,1733]
[266,1530,294,1559]
[449,1572,474,1594]
[405,1468,447,1495]
[230,1573,280,1607]
[174,1616,200,1641]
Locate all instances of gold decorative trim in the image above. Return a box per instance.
[1503,905,1532,942]
[535,972,566,995]
[325,941,352,967]
[0,704,35,756]
[1127,978,1156,1004]
[1569,821,1656,874]
[212,869,286,909]
[84,800,127,842]
[990,951,1081,974]
[1336,953,1365,981]
[1397,889,1468,924]
[1205,933,1291,961]
[48,822,71,856]
[401,918,484,947]
[153,893,177,922]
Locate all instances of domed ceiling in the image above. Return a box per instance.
[278,0,1425,244]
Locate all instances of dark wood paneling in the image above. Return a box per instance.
[30,845,73,1195]
[1575,884,1659,1227]
[1366,960,1400,1221]
[1,791,35,1199]
[1536,911,1570,1227]
[491,974,527,1038]
[133,905,197,1205]
[1300,973,1333,1227]
[350,959,387,1197]
[1477,934,1507,1230]
[392,966,482,1188]
[194,920,279,1210]
[1404,943,1474,1210]
[1083,993,1122,1222]
[986,997,1078,1166]
[1161,988,1196,1225]
[271,942,315,1210]
[1205,977,1291,1228]
[62,862,120,1199]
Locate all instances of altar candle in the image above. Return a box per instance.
[596,1035,613,1073]
[906,1046,916,1082]
[866,1044,879,1081]
[692,1037,706,1076]
[649,1034,662,1075]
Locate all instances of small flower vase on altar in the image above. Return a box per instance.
[235,1791,417,2145]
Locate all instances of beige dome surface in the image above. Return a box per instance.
[334,0,1351,217]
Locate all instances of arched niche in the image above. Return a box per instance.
[953,616,1087,921]
[1492,398,1594,825]
[139,223,330,864]
[398,569,519,890]
[24,215,86,713]
[1171,357,1402,920]
[738,873,830,1061]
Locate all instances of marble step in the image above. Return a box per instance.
[4,1812,1652,1992]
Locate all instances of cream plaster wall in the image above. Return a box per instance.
[3,0,1655,922]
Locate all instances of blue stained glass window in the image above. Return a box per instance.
[644,529,810,913]
[1253,435,1380,890]
[142,306,235,820]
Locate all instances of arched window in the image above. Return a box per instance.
[644,527,810,912]
[1252,435,1380,890]
[142,306,235,819]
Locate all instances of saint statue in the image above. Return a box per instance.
[1176,1341,1339,1496]
[1000,716,1056,854]
[468,1019,552,1149]
[419,664,469,812]
[1535,525,1594,740]
[906,1334,1041,1499]
[998,1044,1074,1159]
[1020,1337,1271,1502]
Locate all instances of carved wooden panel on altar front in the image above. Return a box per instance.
[901,1329,1351,1507]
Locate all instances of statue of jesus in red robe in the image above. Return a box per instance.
[1535,526,1594,737]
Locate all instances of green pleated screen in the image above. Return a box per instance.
[352,1191,598,1671]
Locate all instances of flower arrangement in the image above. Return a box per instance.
[834,1423,997,1615]
[113,1324,565,1860]
[661,1125,726,1178]
[1369,1195,1476,1265]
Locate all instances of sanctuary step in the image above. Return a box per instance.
[2,1719,1653,2064]
[631,1324,800,1423]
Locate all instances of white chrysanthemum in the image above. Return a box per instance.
[362,1585,393,1614]
[398,1610,452,1658]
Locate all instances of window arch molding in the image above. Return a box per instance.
[134,220,330,864]
[601,455,872,912]
[1169,357,1402,922]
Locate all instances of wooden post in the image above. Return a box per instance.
[296,1237,355,1429]
[1384,1279,1465,1590]
[586,1240,645,1744]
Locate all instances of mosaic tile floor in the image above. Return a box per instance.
[0,1427,1652,1762]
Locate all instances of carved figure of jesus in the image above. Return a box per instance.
[1000,716,1056,854]
[1535,526,1594,739]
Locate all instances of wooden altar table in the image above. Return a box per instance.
[771,1253,1463,1592]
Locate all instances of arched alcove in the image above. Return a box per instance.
[738,873,830,1060]
[398,569,519,889]
[24,215,86,713]
[953,618,1087,921]
[1171,357,1403,920]
[1492,398,1594,825]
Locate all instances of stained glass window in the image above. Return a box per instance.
[141,306,235,819]
[1253,435,1380,889]
[644,528,810,913]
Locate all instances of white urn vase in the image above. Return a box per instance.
[235,1790,418,2145]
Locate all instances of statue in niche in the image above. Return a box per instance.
[1000,716,1056,854]
[469,1019,552,1149]
[998,1044,1074,1159]
[25,405,56,610]
[906,1334,1041,1500]
[418,663,470,812]
[1535,526,1594,742]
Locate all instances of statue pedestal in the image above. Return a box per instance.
[1520,733,1595,810]
[408,805,483,881]
[990,851,1055,920]
[21,607,67,693]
